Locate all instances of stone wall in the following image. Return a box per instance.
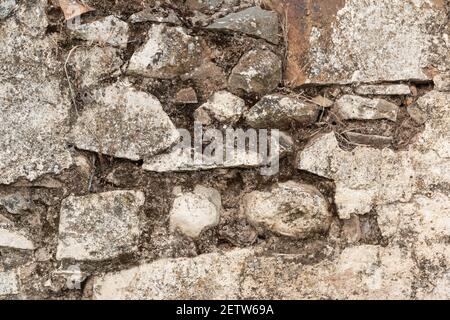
[0,0,449,300]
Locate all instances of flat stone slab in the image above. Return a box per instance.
[70,15,129,48]
[0,1,72,185]
[267,0,449,86]
[56,190,145,261]
[245,94,320,128]
[93,245,416,299]
[0,228,34,250]
[207,6,279,44]
[127,24,204,79]
[70,82,179,161]
[335,95,399,121]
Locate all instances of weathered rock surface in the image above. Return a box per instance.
[129,7,181,25]
[207,6,279,44]
[181,61,228,98]
[194,91,246,125]
[228,49,282,96]
[0,0,16,19]
[299,90,450,220]
[93,245,417,299]
[69,15,129,48]
[175,87,198,104]
[0,0,72,185]
[0,192,31,214]
[245,94,320,128]
[0,270,19,296]
[186,0,224,12]
[169,185,221,238]
[355,84,411,96]
[70,82,179,161]
[267,0,449,85]
[93,249,253,299]
[434,72,450,92]
[0,228,34,250]
[143,147,265,172]
[56,191,144,261]
[127,24,204,79]
[335,95,399,121]
[68,46,123,89]
[242,181,331,238]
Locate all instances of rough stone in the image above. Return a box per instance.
[0,192,31,214]
[194,91,246,125]
[298,90,450,219]
[169,185,221,238]
[266,0,449,85]
[335,95,399,121]
[345,132,393,147]
[70,82,179,161]
[207,6,279,44]
[341,215,361,243]
[127,24,204,79]
[93,245,416,299]
[186,0,224,12]
[93,249,253,299]
[56,190,144,261]
[68,46,123,89]
[355,84,411,96]
[0,270,19,296]
[245,94,320,128]
[143,147,265,172]
[69,15,129,48]
[311,95,333,108]
[181,61,228,98]
[0,228,34,250]
[0,1,73,185]
[242,181,331,238]
[228,49,282,96]
[0,0,16,19]
[175,87,198,105]
[434,72,450,92]
[129,7,181,25]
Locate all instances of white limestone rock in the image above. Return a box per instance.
[0,0,16,19]
[0,1,72,185]
[298,90,450,219]
[355,84,411,96]
[242,181,331,238]
[0,271,19,296]
[56,190,144,261]
[68,46,123,89]
[70,82,179,161]
[127,24,204,79]
[194,91,246,125]
[335,95,399,121]
[69,15,129,48]
[169,185,221,238]
[0,228,34,250]
[93,249,253,299]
